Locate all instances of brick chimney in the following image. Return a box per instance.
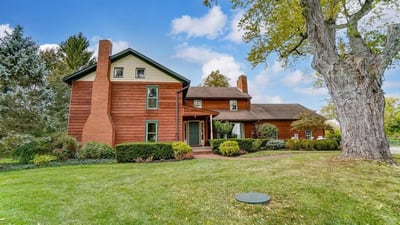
[237,75,248,93]
[82,40,115,146]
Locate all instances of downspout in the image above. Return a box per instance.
[210,114,213,140]
[176,85,190,141]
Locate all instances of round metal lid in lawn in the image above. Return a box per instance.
[235,192,270,205]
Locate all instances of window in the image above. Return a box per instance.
[146,86,158,109]
[136,68,145,78]
[146,120,158,142]
[230,100,238,111]
[114,67,124,78]
[305,130,312,139]
[193,99,202,108]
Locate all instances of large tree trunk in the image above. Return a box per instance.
[325,57,393,163]
[300,0,400,163]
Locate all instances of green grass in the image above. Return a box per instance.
[1,153,400,225]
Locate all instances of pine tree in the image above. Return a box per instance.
[0,26,51,137]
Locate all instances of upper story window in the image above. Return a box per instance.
[114,67,124,78]
[136,68,145,79]
[146,86,159,110]
[194,99,202,108]
[230,100,238,111]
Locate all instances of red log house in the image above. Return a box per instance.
[63,40,324,147]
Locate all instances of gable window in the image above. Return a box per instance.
[305,130,312,139]
[114,67,124,78]
[194,99,202,108]
[146,86,159,109]
[136,68,145,79]
[145,120,158,142]
[230,100,238,111]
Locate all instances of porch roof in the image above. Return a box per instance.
[183,105,219,117]
[213,110,258,121]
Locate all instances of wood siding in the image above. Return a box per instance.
[111,82,183,144]
[256,120,324,139]
[185,99,250,110]
[67,81,92,141]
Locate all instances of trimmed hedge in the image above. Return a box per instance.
[116,142,174,162]
[210,138,258,154]
[264,140,286,150]
[219,141,240,156]
[286,139,339,151]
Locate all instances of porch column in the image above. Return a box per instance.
[210,114,213,140]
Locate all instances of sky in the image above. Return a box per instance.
[1,0,399,112]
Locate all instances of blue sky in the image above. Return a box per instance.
[1,0,399,111]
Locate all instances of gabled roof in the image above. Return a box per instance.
[63,48,190,86]
[251,104,321,120]
[183,105,219,117]
[212,104,321,122]
[186,87,251,99]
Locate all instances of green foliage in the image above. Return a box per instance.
[219,140,240,156]
[265,140,286,150]
[251,138,268,150]
[202,70,230,87]
[291,111,333,132]
[325,129,342,143]
[59,32,95,72]
[12,137,52,163]
[285,139,339,151]
[32,154,57,166]
[0,25,52,137]
[115,143,174,162]
[51,133,79,160]
[214,120,233,138]
[210,138,256,154]
[320,101,336,120]
[0,133,33,157]
[172,141,192,160]
[385,97,400,136]
[77,142,115,160]
[255,123,278,139]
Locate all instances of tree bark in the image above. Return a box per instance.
[300,0,397,163]
[326,56,393,163]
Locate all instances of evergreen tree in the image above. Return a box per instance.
[0,26,51,137]
[59,32,95,72]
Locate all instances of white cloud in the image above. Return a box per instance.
[175,45,243,85]
[282,70,305,87]
[0,24,13,39]
[225,11,245,43]
[171,6,227,39]
[90,38,131,57]
[254,70,270,86]
[39,44,59,52]
[271,60,285,73]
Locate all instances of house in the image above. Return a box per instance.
[63,40,324,147]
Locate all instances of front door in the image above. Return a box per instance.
[189,122,200,146]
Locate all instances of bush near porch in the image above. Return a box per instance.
[210,138,265,154]
[116,142,175,162]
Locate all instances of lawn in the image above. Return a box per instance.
[1,152,400,225]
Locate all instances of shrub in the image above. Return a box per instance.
[210,138,256,154]
[285,139,339,151]
[77,142,115,159]
[12,137,52,164]
[52,133,79,160]
[172,141,192,160]
[255,123,278,139]
[219,141,240,156]
[33,154,57,166]
[116,143,174,163]
[0,133,33,157]
[265,140,286,150]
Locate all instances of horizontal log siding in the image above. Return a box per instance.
[256,120,324,139]
[68,81,93,141]
[185,99,250,110]
[111,82,183,144]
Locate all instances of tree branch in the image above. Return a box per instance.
[378,24,400,72]
[284,33,308,57]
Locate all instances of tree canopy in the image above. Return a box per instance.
[206,0,400,163]
[291,111,333,132]
[202,70,230,87]
[59,32,95,72]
